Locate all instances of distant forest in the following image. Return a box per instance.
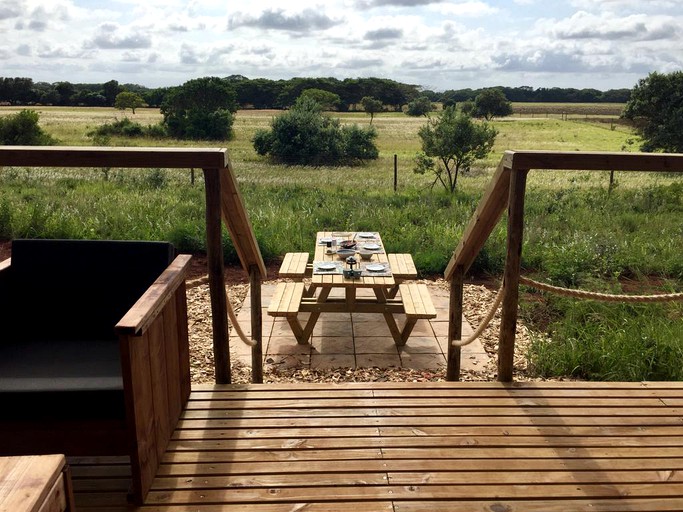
[0,75,631,111]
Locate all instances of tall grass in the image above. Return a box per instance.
[526,290,683,381]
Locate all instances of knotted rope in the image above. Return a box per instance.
[451,276,682,348]
[186,274,257,347]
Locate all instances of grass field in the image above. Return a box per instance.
[1,105,681,381]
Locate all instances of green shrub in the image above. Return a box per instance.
[88,118,166,138]
[0,109,57,145]
[253,97,379,166]
[161,77,237,140]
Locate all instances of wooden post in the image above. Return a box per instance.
[497,168,528,382]
[203,168,231,384]
[249,265,263,383]
[446,265,464,381]
[394,154,398,192]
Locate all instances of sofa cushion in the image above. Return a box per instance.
[6,239,176,341]
[0,338,125,420]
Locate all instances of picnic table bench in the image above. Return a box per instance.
[269,232,434,346]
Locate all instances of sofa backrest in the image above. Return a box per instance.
[6,239,176,341]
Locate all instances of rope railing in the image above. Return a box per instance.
[186,275,257,347]
[451,276,683,348]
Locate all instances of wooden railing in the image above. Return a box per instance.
[445,150,683,382]
[0,146,267,384]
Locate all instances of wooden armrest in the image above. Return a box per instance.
[115,254,192,336]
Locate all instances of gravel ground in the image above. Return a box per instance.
[186,266,536,384]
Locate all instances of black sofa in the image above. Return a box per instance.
[0,239,192,503]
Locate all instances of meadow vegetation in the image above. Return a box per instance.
[0,105,680,381]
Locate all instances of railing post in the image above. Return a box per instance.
[203,168,231,384]
[249,265,263,383]
[446,265,464,381]
[497,168,528,382]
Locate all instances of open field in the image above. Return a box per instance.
[1,106,681,381]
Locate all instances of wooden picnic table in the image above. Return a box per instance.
[268,231,436,346]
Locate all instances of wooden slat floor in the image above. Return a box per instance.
[71,381,683,511]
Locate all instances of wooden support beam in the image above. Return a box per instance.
[203,168,231,384]
[249,265,263,384]
[447,266,464,381]
[497,169,528,382]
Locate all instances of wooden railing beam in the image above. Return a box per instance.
[446,265,464,381]
[249,265,264,383]
[497,168,528,382]
[445,160,510,279]
[203,168,231,384]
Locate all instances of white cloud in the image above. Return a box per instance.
[429,1,499,17]
[1,0,682,90]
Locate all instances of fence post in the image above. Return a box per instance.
[446,265,464,381]
[203,168,231,384]
[497,168,528,382]
[394,154,398,192]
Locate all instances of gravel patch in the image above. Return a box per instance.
[187,272,536,384]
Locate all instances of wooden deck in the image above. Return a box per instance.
[70,381,683,511]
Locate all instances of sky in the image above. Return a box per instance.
[1,0,682,92]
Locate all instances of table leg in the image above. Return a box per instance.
[346,287,357,309]
[304,283,317,298]
[286,312,320,345]
[385,285,400,299]
[383,313,419,347]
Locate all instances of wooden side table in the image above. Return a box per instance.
[0,455,75,512]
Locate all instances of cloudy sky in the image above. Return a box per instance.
[1,0,681,91]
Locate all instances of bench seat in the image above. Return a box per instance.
[278,252,311,279]
[388,253,418,281]
[267,282,305,317]
[399,283,437,318]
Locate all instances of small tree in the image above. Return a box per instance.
[360,96,383,124]
[114,91,146,114]
[0,109,56,145]
[161,77,237,140]
[414,106,496,193]
[623,71,683,152]
[298,88,341,110]
[474,88,512,120]
[406,96,433,117]
[252,96,378,166]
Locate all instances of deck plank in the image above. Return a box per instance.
[70,382,683,511]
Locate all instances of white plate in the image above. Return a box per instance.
[357,232,375,238]
[317,262,336,271]
[366,264,385,272]
[363,243,380,250]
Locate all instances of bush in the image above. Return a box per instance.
[253,96,379,166]
[88,118,167,138]
[161,77,237,140]
[0,109,56,145]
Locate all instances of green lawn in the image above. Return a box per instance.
[1,106,681,381]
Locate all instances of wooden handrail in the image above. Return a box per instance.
[0,146,229,168]
[444,159,510,279]
[216,158,267,278]
[446,150,683,382]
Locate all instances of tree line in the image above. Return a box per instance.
[0,75,631,111]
